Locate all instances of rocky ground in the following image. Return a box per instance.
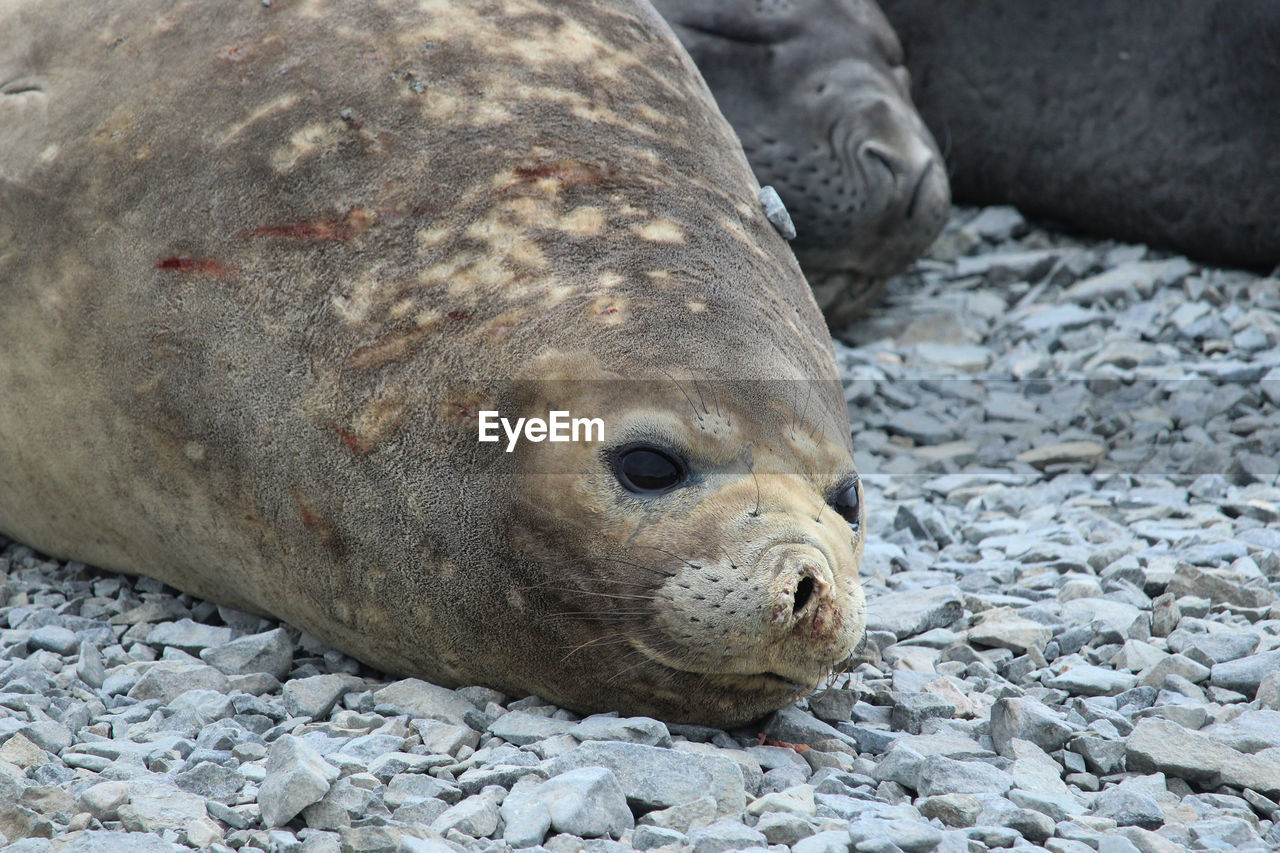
[2,206,1279,853]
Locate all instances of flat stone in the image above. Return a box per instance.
[258,734,340,827]
[571,715,671,747]
[172,760,243,803]
[687,818,767,853]
[77,781,129,821]
[966,205,1026,241]
[27,626,79,656]
[635,794,717,834]
[118,784,208,833]
[746,784,815,817]
[145,619,232,652]
[283,674,362,719]
[847,817,944,853]
[754,810,817,846]
[57,831,186,852]
[791,828,852,853]
[916,755,1013,797]
[546,741,745,815]
[430,788,503,838]
[1061,598,1147,638]
[885,410,959,444]
[1166,563,1275,608]
[488,711,576,746]
[127,663,229,704]
[990,697,1078,756]
[1210,649,1280,697]
[17,721,71,755]
[968,608,1052,654]
[890,693,954,734]
[866,586,964,640]
[525,767,633,839]
[632,825,687,850]
[1200,710,1280,752]
[1045,665,1136,696]
[1126,717,1280,797]
[410,720,479,756]
[373,679,476,727]
[199,628,293,680]
[0,734,48,768]
[917,793,982,827]
[1016,441,1106,469]
[1089,787,1164,830]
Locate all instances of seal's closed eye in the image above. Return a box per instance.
[611,444,686,495]
[830,476,861,528]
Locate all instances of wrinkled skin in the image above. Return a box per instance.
[0,0,865,726]
[880,0,1280,270]
[653,0,951,325]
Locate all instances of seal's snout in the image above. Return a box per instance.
[769,549,836,628]
[853,99,946,222]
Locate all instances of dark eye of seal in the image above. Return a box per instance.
[613,445,686,494]
[831,477,861,528]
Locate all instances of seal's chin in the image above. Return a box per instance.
[627,637,829,696]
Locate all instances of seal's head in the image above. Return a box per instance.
[655,0,951,323]
[501,369,866,726]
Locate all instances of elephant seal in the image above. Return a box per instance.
[0,0,866,726]
[879,0,1280,270]
[652,0,951,325]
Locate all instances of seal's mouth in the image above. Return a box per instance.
[628,638,819,694]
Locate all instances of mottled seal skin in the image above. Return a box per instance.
[652,0,951,325]
[879,0,1280,270]
[0,0,866,726]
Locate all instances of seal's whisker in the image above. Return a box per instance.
[747,458,762,518]
[597,555,677,577]
[657,367,704,424]
[705,370,722,418]
[689,372,710,415]
[535,588,662,602]
[557,630,654,663]
[632,545,699,571]
[797,381,814,440]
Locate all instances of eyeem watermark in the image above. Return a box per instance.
[478,410,605,452]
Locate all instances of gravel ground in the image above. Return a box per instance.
[2,205,1279,853]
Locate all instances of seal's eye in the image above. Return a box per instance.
[831,477,861,528]
[614,445,686,495]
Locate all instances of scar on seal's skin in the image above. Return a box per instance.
[245,207,373,242]
[156,256,234,276]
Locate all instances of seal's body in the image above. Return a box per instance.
[653,0,950,325]
[879,0,1280,270]
[0,0,865,725]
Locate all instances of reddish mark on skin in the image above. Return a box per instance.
[502,160,619,195]
[599,306,619,316]
[335,427,370,455]
[247,207,372,242]
[156,256,233,276]
[757,733,811,753]
[446,309,472,322]
[297,504,322,532]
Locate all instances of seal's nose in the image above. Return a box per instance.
[858,132,941,215]
[770,557,838,634]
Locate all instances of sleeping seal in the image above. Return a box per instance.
[0,0,866,726]
[653,0,951,324]
[879,0,1280,270]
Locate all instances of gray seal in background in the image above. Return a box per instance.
[654,0,951,325]
[879,0,1280,271]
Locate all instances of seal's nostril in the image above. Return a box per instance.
[793,575,815,614]
[860,144,899,181]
